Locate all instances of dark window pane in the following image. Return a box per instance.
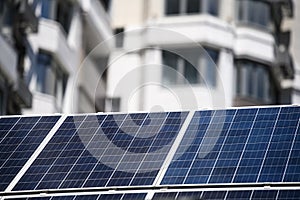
[162,50,178,85]
[187,0,200,14]
[165,0,180,15]
[184,60,198,84]
[206,0,219,16]
[40,0,52,18]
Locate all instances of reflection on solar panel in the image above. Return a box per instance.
[14,112,187,190]
[0,106,300,200]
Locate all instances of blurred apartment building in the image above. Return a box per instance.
[107,0,300,112]
[0,0,112,115]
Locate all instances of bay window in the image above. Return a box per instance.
[36,52,68,108]
[162,47,219,88]
[165,0,219,16]
[237,0,271,28]
[235,60,276,103]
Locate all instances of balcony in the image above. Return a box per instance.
[28,19,77,74]
[234,27,275,62]
[146,15,235,50]
[0,34,17,84]
[78,0,113,56]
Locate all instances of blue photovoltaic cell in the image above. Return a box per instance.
[151,190,300,200]
[152,192,202,200]
[251,190,278,199]
[233,107,280,183]
[201,191,227,199]
[162,106,300,185]
[14,112,187,190]
[162,109,237,184]
[258,107,300,182]
[0,115,60,191]
[226,191,252,199]
[277,190,300,199]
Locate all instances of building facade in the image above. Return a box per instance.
[0,0,113,115]
[0,0,37,115]
[23,0,113,114]
[107,0,297,112]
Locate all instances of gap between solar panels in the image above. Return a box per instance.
[2,183,300,199]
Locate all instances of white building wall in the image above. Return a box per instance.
[292,0,300,103]
[24,0,112,114]
[107,16,276,112]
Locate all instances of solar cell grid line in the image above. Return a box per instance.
[5,115,65,192]
[257,106,300,183]
[0,116,56,191]
[204,109,238,185]
[80,113,138,187]
[208,108,259,184]
[57,115,108,189]
[277,190,300,199]
[58,114,111,189]
[182,109,221,184]
[253,107,282,184]
[145,111,194,200]
[201,191,227,199]
[160,109,216,185]
[34,115,90,190]
[225,190,252,199]
[183,109,236,184]
[102,112,187,187]
[232,107,281,184]
[281,118,300,182]
[12,115,88,190]
[78,113,129,188]
[104,113,152,187]
[127,112,186,187]
[281,107,300,182]
[0,117,21,143]
[229,108,260,184]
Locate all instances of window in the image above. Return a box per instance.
[162,47,219,88]
[236,60,276,103]
[40,0,52,18]
[100,0,111,12]
[114,28,124,48]
[36,52,68,108]
[165,0,219,16]
[106,97,121,112]
[237,0,271,28]
[0,1,14,41]
[56,1,73,34]
[38,0,73,34]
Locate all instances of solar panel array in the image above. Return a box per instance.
[0,106,299,199]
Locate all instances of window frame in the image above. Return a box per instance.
[235,59,276,104]
[164,0,220,17]
[36,51,69,109]
[236,0,272,30]
[161,47,219,88]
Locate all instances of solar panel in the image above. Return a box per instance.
[14,112,188,190]
[0,116,60,191]
[5,193,147,200]
[151,190,300,200]
[161,106,300,185]
[1,106,300,199]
